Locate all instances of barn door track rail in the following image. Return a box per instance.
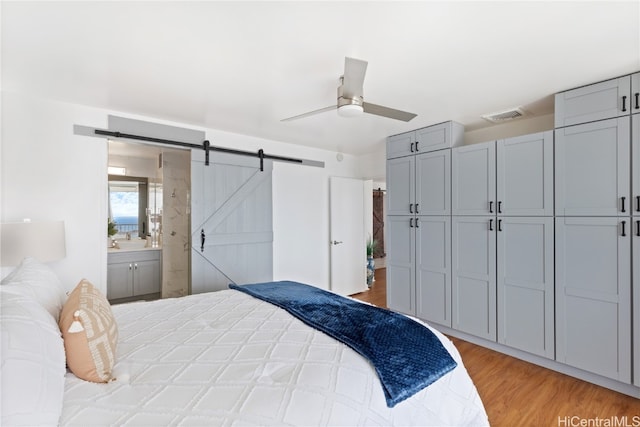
[73,125,324,170]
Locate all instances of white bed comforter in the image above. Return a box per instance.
[60,290,489,426]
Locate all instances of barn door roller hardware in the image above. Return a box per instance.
[90,129,322,170]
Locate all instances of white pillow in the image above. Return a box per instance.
[0,288,66,426]
[1,257,67,322]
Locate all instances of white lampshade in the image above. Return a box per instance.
[338,104,364,117]
[0,221,66,266]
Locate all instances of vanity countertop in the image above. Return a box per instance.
[108,239,162,253]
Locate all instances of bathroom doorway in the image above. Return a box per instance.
[108,140,191,300]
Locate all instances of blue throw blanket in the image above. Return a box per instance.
[229,281,457,407]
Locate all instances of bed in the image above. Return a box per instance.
[1,258,489,426]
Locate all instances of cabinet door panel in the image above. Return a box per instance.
[497,217,554,358]
[632,114,640,215]
[415,122,452,153]
[107,262,133,300]
[452,217,496,340]
[134,259,161,295]
[555,76,630,127]
[555,118,630,216]
[555,217,631,383]
[497,131,553,216]
[387,156,415,215]
[387,131,416,159]
[634,221,640,386]
[452,142,496,215]
[416,216,451,327]
[386,216,415,315]
[632,72,640,115]
[416,150,450,215]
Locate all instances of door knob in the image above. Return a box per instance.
[331,240,343,245]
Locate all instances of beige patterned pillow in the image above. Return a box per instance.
[59,279,118,383]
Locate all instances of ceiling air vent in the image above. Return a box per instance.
[481,107,527,123]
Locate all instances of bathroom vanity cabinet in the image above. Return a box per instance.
[107,249,161,303]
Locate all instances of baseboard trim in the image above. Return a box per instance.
[433,324,640,399]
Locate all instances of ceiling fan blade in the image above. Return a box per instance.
[363,102,417,122]
[342,57,368,97]
[280,105,336,122]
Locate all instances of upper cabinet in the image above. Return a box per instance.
[452,141,496,216]
[496,131,554,216]
[555,117,630,216]
[386,121,464,160]
[632,72,640,115]
[387,132,416,160]
[452,132,553,217]
[555,75,631,127]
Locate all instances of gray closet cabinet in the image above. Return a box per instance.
[386,121,462,323]
[452,215,555,349]
[387,149,451,216]
[452,141,496,216]
[496,131,554,216]
[632,112,640,386]
[386,121,464,160]
[386,155,414,216]
[555,217,631,383]
[452,216,496,340]
[554,71,639,387]
[451,132,555,350]
[453,132,553,216]
[496,217,554,358]
[555,118,630,216]
[386,150,452,324]
[555,75,631,127]
[387,214,452,327]
[386,215,415,316]
[416,216,451,327]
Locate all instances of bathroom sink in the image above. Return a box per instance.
[110,239,157,252]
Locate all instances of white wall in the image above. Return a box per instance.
[1,92,108,287]
[464,114,554,146]
[1,91,364,292]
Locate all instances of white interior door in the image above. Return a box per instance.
[330,177,368,295]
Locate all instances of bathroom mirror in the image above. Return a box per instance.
[108,175,150,239]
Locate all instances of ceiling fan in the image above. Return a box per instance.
[281,57,417,122]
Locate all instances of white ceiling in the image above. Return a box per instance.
[2,1,639,155]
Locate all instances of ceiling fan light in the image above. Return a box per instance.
[338,104,364,118]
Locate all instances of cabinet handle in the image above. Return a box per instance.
[489,201,494,213]
[635,93,640,110]
[489,219,494,231]
[636,220,640,237]
[637,196,640,212]
[622,95,627,112]
[129,263,132,270]
[415,141,420,152]
[409,218,414,228]
[498,219,503,232]
[409,203,414,214]
[200,229,206,252]
[622,221,627,237]
[410,142,415,153]
[498,201,502,214]
[415,203,419,214]
[621,196,626,213]
[415,218,420,228]
[134,263,138,270]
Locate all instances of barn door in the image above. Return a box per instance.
[191,150,273,293]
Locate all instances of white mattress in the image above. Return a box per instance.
[59,290,489,426]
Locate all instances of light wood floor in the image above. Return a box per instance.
[351,268,640,427]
